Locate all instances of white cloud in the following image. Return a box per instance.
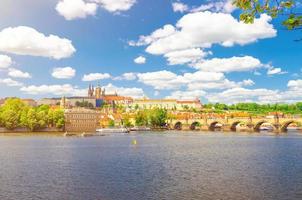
[20,84,86,96]
[164,48,208,65]
[56,0,98,20]
[136,70,244,91]
[194,56,263,73]
[207,87,279,104]
[166,90,206,100]
[0,26,76,59]
[206,80,302,104]
[52,67,76,79]
[267,67,286,75]
[103,83,144,98]
[82,72,111,81]
[240,79,255,86]
[129,24,176,46]
[172,2,189,13]
[191,0,236,14]
[134,56,146,64]
[0,55,12,69]
[94,0,136,13]
[8,68,31,79]
[0,78,23,87]
[133,12,276,56]
[114,72,137,80]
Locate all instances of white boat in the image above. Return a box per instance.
[95,128,130,134]
[130,127,151,131]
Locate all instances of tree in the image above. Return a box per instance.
[0,98,27,129]
[149,108,167,128]
[108,119,115,127]
[234,0,302,31]
[53,109,65,128]
[135,110,149,126]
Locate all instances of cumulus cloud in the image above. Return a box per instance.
[20,84,86,96]
[131,12,276,65]
[82,72,111,81]
[56,0,98,20]
[166,90,206,100]
[103,83,145,98]
[206,79,302,104]
[134,56,146,64]
[0,26,76,59]
[8,68,32,79]
[0,78,23,87]
[172,2,189,13]
[136,70,248,91]
[129,24,176,46]
[114,72,137,80]
[194,56,263,73]
[95,0,136,13]
[267,67,287,75]
[191,0,236,14]
[0,55,12,69]
[52,67,76,79]
[145,12,276,55]
[165,48,209,65]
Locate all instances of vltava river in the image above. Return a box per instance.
[1,131,302,200]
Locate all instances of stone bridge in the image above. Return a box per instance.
[168,116,302,133]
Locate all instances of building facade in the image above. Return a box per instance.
[64,108,101,132]
[131,98,202,111]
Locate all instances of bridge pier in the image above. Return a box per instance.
[222,124,232,132]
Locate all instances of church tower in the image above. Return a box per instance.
[95,82,102,99]
[88,84,94,97]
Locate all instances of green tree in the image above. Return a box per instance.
[234,0,301,30]
[0,98,27,129]
[108,119,115,127]
[149,108,167,128]
[135,110,149,126]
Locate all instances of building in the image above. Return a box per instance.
[37,98,61,106]
[21,99,37,107]
[131,98,202,111]
[64,108,102,132]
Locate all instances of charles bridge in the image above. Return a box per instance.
[168,115,302,133]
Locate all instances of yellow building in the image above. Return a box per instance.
[64,108,101,132]
[131,98,202,111]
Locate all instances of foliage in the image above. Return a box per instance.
[0,98,65,131]
[75,101,94,108]
[108,119,115,127]
[149,108,168,127]
[204,102,302,115]
[234,0,302,30]
[135,110,149,126]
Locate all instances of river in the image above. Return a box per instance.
[0,131,302,200]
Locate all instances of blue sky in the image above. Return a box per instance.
[0,0,302,104]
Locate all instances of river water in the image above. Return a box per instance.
[1,131,302,200]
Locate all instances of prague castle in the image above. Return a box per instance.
[35,83,202,111]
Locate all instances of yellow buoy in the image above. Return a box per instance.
[132,139,137,145]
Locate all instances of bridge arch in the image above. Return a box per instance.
[209,121,224,131]
[254,120,276,132]
[174,121,183,130]
[230,121,244,132]
[190,121,201,130]
[280,120,301,132]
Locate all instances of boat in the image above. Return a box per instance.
[130,127,151,131]
[95,128,130,135]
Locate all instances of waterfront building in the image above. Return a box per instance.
[64,108,102,132]
[131,98,202,111]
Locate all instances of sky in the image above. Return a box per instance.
[0,0,302,104]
